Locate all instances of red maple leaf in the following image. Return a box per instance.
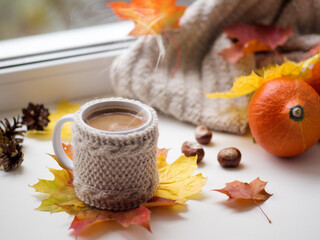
[219,23,293,63]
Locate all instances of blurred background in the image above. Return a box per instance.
[0,0,195,41]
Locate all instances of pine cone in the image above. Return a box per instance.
[0,141,24,172]
[22,103,50,130]
[0,116,26,144]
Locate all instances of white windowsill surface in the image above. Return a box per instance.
[1,12,320,240]
[0,100,320,240]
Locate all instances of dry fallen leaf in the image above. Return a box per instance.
[108,0,187,36]
[219,23,293,63]
[26,99,80,141]
[31,145,206,236]
[213,178,272,223]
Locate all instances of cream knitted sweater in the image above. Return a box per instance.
[110,0,320,134]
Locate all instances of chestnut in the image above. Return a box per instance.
[195,125,212,145]
[217,147,241,168]
[181,141,205,163]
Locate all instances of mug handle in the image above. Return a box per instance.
[52,113,75,170]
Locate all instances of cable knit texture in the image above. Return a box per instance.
[71,98,159,211]
[110,0,320,135]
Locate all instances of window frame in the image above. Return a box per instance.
[0,22,135,112]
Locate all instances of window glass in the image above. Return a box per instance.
[0,0,195,41]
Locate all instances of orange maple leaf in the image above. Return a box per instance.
[48,143,73,185]
[108,0,187,36]
[62,196,178,236]
[61,204,152,235]
[213,178,272,223]
[219,23,293,63]
[156,147,170,158]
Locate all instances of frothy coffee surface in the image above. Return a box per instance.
[86,109,146,132]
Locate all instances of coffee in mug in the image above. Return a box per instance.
[85,109,147,132]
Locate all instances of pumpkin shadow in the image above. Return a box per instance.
[268,144,320,176]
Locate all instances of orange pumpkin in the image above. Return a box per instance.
[248,77,320,157]
[305,61,320,95]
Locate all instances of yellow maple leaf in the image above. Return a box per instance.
[31,168,86,213]
[302,51,320,68]
[31,147,206,235]
[155,153,207,204]
[32,150,207,210]
[205,72,264,98]
[262,61,311,81]
[26,99,80,141]
[206,52,320,99]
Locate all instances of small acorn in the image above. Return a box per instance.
[181,141,204,163]
[195,125,212,145]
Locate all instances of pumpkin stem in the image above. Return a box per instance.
[289,105,304,122]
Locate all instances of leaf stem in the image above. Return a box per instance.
[163,32,181,78]
[252,199,271,224]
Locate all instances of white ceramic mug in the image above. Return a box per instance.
[52,98,159,211]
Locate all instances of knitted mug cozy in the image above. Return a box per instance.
[71,98,159,211]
